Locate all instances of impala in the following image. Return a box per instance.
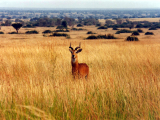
[69,43,89,79]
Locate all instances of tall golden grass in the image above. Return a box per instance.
[0,26,160,119]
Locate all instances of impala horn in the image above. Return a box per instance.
[75,43,81,50]
[69,43,73,50]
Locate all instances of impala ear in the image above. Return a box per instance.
[76,48,82,53]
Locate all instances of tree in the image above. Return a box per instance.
[12,23,23,34]
[105,19,114,25]
[64,17,75,28]
[56,18,62,26]
[4,20,12,26]
[116,19,123,24]
[61,21,67,28]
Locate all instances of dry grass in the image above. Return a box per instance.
[0,26,160,119]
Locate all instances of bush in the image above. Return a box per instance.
[149,27,157,30]
[8,32,17,34]
[71,28,84,31]
[23,24,35,28]
[0,31,4,34]
[56,25,65,30]
[115,29,132,34]
[50,32,70,38]
[25,30,39,34]
[87,31,96,34]
[97,26,108,29]
[86,35,98,39]
[137,29,143,33]
[54,29,69,32]
[42,30,52,34]
[112,27,119,30]
[96,23,101,27]
[132,31,139,36]
[145,32,154,35]
[126,36,139,41]
[77,24,83,27]
[86,34,116,39]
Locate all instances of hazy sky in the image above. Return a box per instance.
[0,0,160,9]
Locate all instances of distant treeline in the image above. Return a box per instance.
[105,19,160,30]
[0,9,160,19]
[1,16,160,31]
[22,17,100,28]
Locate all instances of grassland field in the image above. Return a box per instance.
[0,20,160,119]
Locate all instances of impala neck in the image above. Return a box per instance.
[71,58,79,68]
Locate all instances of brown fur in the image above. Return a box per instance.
[69,44,89,79]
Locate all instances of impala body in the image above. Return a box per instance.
[69,43,89,79]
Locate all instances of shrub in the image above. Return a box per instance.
[23,24,35,28]
[0,31,4,34]
[42,30,52,34]
[77,24,83,27]
[86,34,116,39]
[137,29,143,33]
[8,32,17,34]
[96,23,101,27]
[86,35,98,39]
[97,26,108,29]
[106,34,116,39]
[87,31,96,34]
[50,32,70,38]
[71,28,84,31]
[54,29,69,32]
[25,30,39,34]
[135,24,144,28]
[112,27,119,30]
[149,27,157,30]
[115,29,132,34]
[145,32,154,35]
[56,25,65,30]
[132,31,139,36]
[126,36,139,41]
[97,34,116,39]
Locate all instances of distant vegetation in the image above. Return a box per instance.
[77,24,83,27]
[145,32,154,35]
[149,27,157,30]
[42,30,52,34]
[81,18,100,26]
[0,31,4,34]
[132,31,140,36]
[54,29,70,32]
[25,30,39,34]
[87,31,96,34]
[115,29,132,34]
[97,26,108,29]
[87,34,116,39]
[0,9,160,20]
[71,28,84,31]
[8,32,17,34]
[50,32,70,38]
[137,29,143,33]
[126,36,139,41]
[12,23,23,34]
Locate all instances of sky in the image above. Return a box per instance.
[0,0,160,9]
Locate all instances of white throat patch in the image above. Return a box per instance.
[72,58,76,63]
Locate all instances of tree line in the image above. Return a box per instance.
[1,16,160,34]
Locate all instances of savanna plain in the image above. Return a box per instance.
[0,23,160,119]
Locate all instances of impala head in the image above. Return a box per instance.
[69,43,82,63]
